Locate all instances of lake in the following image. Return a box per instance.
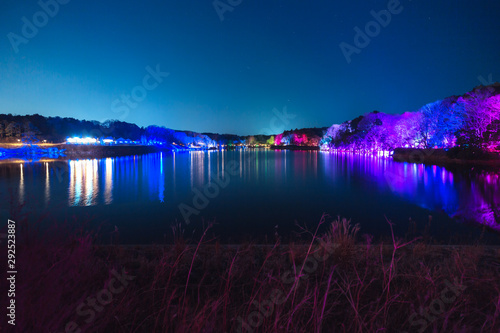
[1,149,499,244]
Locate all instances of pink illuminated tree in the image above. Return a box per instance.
[460,87,500,146]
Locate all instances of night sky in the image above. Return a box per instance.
[1,0,499,135]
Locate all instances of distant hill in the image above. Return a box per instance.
[4,83,496,150]
[0,113,328,147]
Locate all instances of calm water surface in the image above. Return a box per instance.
[1,150,499,243]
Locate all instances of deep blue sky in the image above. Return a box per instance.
[1,0,499,135]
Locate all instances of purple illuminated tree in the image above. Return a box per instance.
[459,87,500,147]
[393,112,423,148]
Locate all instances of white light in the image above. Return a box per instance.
[67,137,97,144]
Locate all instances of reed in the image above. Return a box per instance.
[6,215,500,332]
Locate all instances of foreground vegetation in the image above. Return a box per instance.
[3,215,500,332]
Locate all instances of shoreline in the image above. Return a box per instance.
[392,147,500,166]
[271,144,320,151]
[2,144,500,167]
[0,143,184,160]
[58,144,171,158]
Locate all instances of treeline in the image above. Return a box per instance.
[4,83,498,150]
[0,114,143,143]
[274,127,327,146]
[0,113,325,148]
[320,84,500,152]
[0,114,239,147]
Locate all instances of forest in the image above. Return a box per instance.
[0,114,235,148]
[1,84,499,152]
[320,84,500,152]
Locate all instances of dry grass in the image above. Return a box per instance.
[3,215,500,332]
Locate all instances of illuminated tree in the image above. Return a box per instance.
[274,133,283,145]
[418,101,442,148]
[309,136,320,146]
[459,88,500,147]
[281,134,292,145]
[292,133,308,145]
[435,98,465,147]
[394,112,423,148]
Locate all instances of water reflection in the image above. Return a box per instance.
[0,151,498,232]
[64,154,170,206]
[159,153,165,202]
[45,162,50,205]
[381,162,499,230]
[68,159,99,206]
[104,158,113,204]
[190,151,205,189]
[321,151,500,231]
[19,163,24,205]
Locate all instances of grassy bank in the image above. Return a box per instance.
[0,143,174,159]
[271,145,320,151]
[3,216,500,332]
[392,147,500,166]
[58,144,169,159]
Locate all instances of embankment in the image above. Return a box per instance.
[392,147,500,166]
[270,145,319,151]
[58,144,173,158]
